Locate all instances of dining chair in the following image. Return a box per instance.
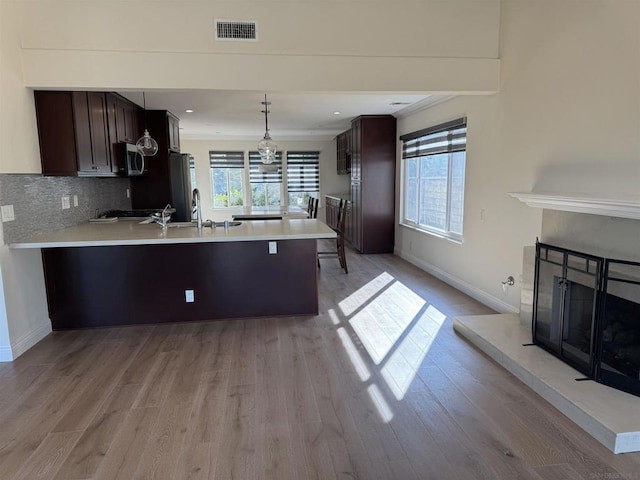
[307,197,319,219]
[317,199,348,274]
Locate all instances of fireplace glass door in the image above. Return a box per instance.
[534,243,601,376]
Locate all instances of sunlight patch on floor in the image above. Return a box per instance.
[338,272,394,317]
[378,304,447,399]
[337,327,371,382]
[334,272,448,419]
[367,384,394,423]
[348,280,425,365]
[328,308,341,325]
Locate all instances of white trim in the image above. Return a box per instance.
[0,345,13,362]
[508,192,640,220]
[10,323,52,359]
[395,248,519,314]
[395,95,456,118]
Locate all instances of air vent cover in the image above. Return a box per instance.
[215,21,258,41]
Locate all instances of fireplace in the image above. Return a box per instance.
[533,242,640,396]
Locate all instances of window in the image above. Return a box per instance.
[209,151,244,207]
[189,155,196,190]
[249,151,283,206]
[401,118,467,241]
[287,151,320,207]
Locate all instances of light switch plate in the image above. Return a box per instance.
[1,205,15,222]
[269,241,277,254]
[73,195,78,207]
[61,196,71,210]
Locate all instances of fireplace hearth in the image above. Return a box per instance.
[533,242,640,397]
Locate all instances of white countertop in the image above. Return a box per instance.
[9,218,336,249]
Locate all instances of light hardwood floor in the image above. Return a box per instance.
[1,243,639,479]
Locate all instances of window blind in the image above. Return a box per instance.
[287,151,320,192]
[400,117,467,159]
[209,151,245,167]
[249,151,283,183]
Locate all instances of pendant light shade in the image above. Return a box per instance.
[136,92,159,157]
[258,94,277,163]
[137,129,159,157]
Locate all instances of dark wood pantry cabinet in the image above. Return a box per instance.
[345,115,396,254]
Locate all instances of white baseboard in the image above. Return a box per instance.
[0,345,13,362]
[395,248,519,314]
[10,322,52,360]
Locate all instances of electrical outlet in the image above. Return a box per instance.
[269,241,277,254]
[73,195,78,207]
[126,188,130,199]
[480,209,486,221]
[185,289,195,303]
[61,196,71,210]
[1,205,15,222]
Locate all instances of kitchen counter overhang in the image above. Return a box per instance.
[9,218,336,249]
[13,219,337,330]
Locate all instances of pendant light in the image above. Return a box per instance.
[136,92,159,157]
[257,94,277,163]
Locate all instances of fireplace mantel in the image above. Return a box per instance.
[508,192,640,220]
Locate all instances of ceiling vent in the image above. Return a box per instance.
[215,20,258,41]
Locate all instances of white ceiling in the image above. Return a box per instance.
[118,90,442,141]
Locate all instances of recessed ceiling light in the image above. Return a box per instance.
[185,109,194,113]
[333,111,341,115]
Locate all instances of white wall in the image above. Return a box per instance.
[181,139,348,222]
[395,0,640,313]
[21,0,500,58]
[0,1,52,359]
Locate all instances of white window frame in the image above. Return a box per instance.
[286,151,320,208]
[209,151,245,209]
[249,151,283,207]
[400,118,467,243]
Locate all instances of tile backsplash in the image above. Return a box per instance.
[0,174,131,243]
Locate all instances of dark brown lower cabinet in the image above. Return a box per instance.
[42,239,319,330]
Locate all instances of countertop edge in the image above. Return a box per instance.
[10,231,337,249]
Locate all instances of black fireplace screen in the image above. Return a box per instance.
[533,242,640,397]
[596,260,640,396]
[533,243,601,377]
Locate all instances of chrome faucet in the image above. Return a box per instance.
[151,204,173,229]
[192,188,203,230]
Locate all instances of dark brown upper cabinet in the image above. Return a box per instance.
[106,93,143,174]
[35,91,113,176]
[35,90,143,177]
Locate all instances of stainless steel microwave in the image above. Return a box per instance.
[121,143,145,176]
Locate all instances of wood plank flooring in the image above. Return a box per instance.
[1,242,639,479]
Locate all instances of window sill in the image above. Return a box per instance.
[399,222,463,245]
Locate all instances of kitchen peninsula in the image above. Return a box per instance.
[11,219,336,330]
